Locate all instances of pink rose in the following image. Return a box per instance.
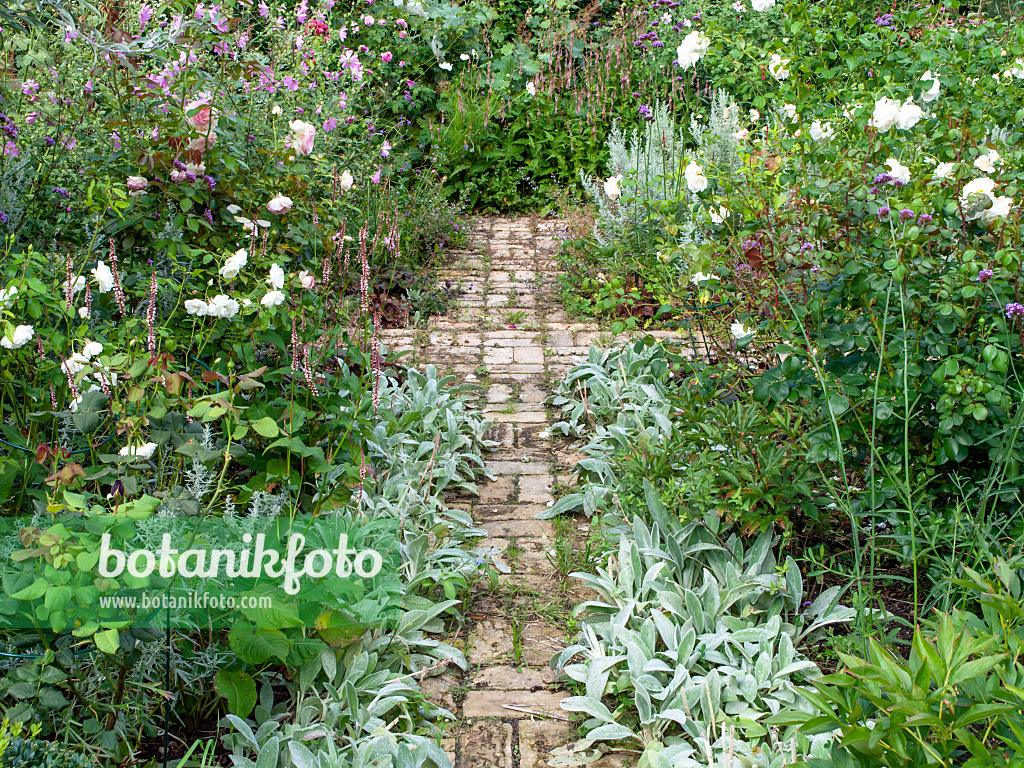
[187,134,216,153]
[288,120,316,156]
[184,98,217,134]
[126,175,149,191]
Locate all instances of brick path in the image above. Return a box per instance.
[381,217,676,767]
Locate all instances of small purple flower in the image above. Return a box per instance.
[44,136,56,147]
[800,242,815,252]
[204,207,214,225]
[874,173,893,185]
[918,214,933,225]
[203,174,216,190]
[736,264,753,273]
[878,206,891,219]
[978,268,994,282]
[899,208,915,220]
[1006,302,1024,320]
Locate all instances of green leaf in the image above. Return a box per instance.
[94,628,120,654]
[228,625,292,665]
[9,578,48,601]
[240,593,304,630]
[251,417,279,438]
[214,669,258,717]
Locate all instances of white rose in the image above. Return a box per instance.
[709,206,730,224]
[1,325,34,350]
[91,260,114,293]
[604,174,623,201]
[267,194,293,214]
[271,105,283,116]
[896,99,923,130]
[81,340,103,359]
[676,31,710,70]
[261,290,287,307]
[979,195,1013,225]
[219,249,248,279]
[120,442,158,459]
[869,97,901,132]
[730,321,755,339]
[934,162,955,180]
[439,62,452,71]
[226,204,242,215]
[973,151,1001,173]
[691,272,718,285]
[61,353,90,376]
[920,70,941,103]
[751,0,775,10]
[749,108,760,122]
[783,103,798,121]
[768,53,790,80]
[207,294,240,318]
[185,299,210,316]
[0,285,18,310]
[339,169,354,192]
[268,264,285,290]
[526,81,537,96]
[298,270,315,290]
[884,158,911,185]
[684,161,708,193]
[962,176,996,203]
[809,120,834,141]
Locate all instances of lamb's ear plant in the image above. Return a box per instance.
[548,480,860,767]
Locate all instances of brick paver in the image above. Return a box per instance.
[390,217,598,766]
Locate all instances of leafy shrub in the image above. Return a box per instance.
[0,737,92,768]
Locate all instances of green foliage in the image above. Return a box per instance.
[0,737,93,768]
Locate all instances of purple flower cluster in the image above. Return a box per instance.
[638,104,653,120]
[899,208,915,220]
[918,214,933,224]
[977,268,994,282]
[875,13,894,26]
[1007,303,1024,320]
[878,206,891,219]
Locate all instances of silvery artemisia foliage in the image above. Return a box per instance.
[580,100,692,250]
[689,88,744,173]
[580,93,742,256]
